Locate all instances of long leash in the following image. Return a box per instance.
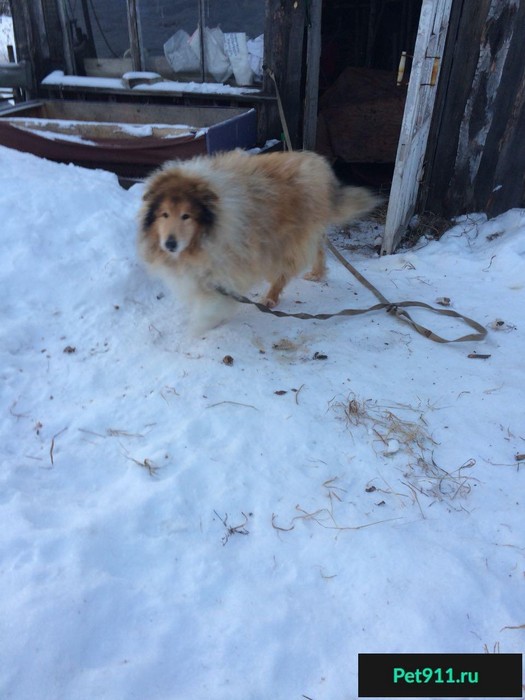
[221,68,487,344]
[215,278,487,343]
[328,239,485,342]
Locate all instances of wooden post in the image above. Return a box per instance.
[302,0,322,151]
[126,0,145,72]
[80,0,96,57]
[382,0,453,254]
[263,0,307,148]
[55,0,76,74]
[198,0,206,82]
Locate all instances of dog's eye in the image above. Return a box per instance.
[160,212,169,219]
[181,213,191,220]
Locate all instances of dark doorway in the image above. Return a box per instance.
[316,0,422,189]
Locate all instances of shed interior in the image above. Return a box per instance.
[317,0,422,188]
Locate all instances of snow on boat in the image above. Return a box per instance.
[0,99,257,178]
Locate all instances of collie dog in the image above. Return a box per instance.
[138,150,379,332]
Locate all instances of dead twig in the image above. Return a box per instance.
[271,514,295,532]
[275,505,402,533]
[107,428,144,438]
[294,383,305,405]
[49,427,68,465]
[9,401,30,419]
[214,511,250,545]
[78,428,106,438]
[125,455,160,477]
[500,623,525,632]
[207,401,258,410]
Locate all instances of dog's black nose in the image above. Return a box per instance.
[165,235,177,252]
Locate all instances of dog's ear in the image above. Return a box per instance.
[142,203,157,231]
[141,193,161,231]
[191,183,218,232]
[140,169,173,229]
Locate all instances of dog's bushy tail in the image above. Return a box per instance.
[331,185,382,225]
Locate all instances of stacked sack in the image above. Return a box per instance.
[164,26,264,86]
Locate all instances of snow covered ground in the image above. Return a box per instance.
[1,145,524,700]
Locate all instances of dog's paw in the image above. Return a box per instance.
[263,296,278,308]
[303,270,325,282]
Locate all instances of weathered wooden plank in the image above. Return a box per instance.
[474,0,525,216]
[423,0,525,217]
[382,0,453,254]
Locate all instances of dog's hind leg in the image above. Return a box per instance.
[303,242,326,282]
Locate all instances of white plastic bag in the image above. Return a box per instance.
[247,34,264,81]
[224,33,253,86]
[163,29,200,74]
[189,26,232,83]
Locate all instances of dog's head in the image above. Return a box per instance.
[139,169,218,264]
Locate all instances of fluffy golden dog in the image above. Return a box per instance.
[138,149,379,332]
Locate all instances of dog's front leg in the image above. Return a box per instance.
[263,274,289,308]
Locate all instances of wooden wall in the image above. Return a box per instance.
[13,0,525,209]
[10,0,67,95]
[423,0,525,218]
[262,0,307,148]
[10,0,38,96]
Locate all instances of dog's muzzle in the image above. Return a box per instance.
[164,235,178,252]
